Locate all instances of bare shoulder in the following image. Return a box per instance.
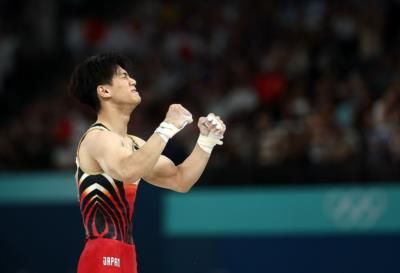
[81,129,120,155]
[77,129,117,173]
[84,128,117,143]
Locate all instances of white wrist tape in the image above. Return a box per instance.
[155,122,180,142]
[197,133,223,154]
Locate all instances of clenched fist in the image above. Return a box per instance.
[197,113,226,153]
[164,104,193,129]
[155,104,193,142]
[198,113,226,139]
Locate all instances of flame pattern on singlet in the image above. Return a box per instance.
[75,123,139,245]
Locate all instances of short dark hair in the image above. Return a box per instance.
[69,52,130,112]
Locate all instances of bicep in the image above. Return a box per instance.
[86,132,132,180]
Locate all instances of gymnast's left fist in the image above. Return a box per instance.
[198,113,226,139]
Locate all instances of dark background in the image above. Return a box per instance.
[1,0,400,272]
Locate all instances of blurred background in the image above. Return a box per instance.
[0,0,400,272]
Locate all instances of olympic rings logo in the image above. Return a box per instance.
[324,188,388,230]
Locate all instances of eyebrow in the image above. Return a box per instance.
[118,70,128,76]
[117,69,133,78]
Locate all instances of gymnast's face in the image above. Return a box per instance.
[98,66,141,107]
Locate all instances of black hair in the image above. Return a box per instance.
[69,52,131,113]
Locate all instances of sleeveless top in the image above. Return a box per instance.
[75,123,140,245]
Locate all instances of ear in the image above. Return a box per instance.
[97,85,112,99]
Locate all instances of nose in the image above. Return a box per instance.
[129,77,136,85]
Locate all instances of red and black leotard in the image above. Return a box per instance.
[75,123,140,273]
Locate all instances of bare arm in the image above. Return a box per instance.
[138,114,226,192]
[140,139,211,192]
[82,104,193,182]
[84,130,168,182]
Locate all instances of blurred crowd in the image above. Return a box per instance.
[1,0,400,182]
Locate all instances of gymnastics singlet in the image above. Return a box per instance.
[75,123,139,273]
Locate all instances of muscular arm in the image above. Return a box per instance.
[84,130,168,183]
[134,112,226,193]
[133,137,210,192]
[81,104,193,183]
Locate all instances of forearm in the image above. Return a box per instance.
[140,112,225,190]
[175,144,211,192]
[122,133,167,181]
[174,117,225,191]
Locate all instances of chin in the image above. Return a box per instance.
[131,96,141,107]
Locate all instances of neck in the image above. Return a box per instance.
[96,104,135,136]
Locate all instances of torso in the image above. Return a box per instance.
[75,123,140,244]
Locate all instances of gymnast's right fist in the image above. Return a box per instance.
[155,104,193,142]
[164,104,193,129]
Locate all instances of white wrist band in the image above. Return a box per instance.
[197,133,223,154]
[155,122,180,142]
